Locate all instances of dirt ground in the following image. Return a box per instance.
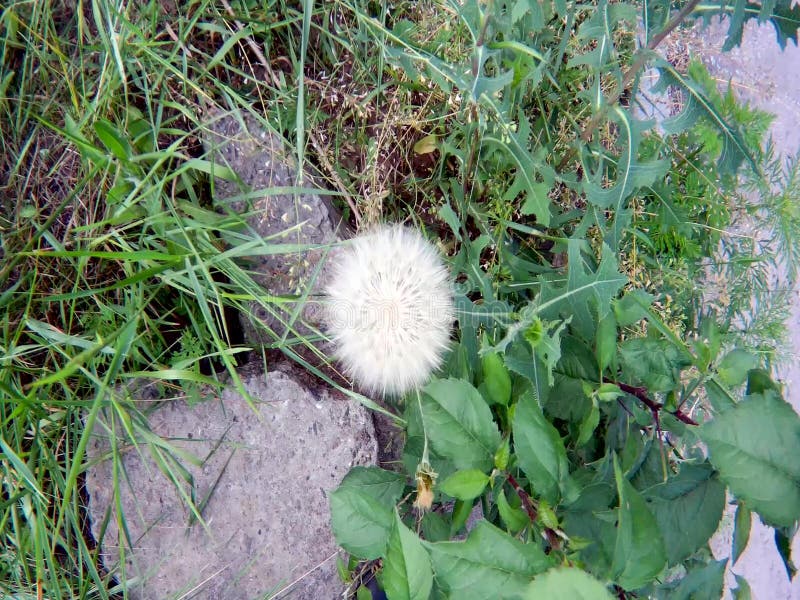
[678,18,800,600]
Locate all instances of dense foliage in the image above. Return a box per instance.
[2,0,800,597]
[328,1,800,598]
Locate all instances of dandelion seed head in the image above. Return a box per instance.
[325,225,454,396]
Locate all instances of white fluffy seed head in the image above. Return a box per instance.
[325,225,454,396]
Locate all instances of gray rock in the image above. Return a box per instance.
[86,363,377,599]
[200,108,347,347]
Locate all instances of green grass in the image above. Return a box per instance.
[0,0,344,595]
[1,0,798,597]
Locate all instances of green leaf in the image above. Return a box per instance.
[583,108,670,214]
[421,378,502,471]
[732,574,752,600]
[732,502,751,565]
[426,521,552,599]
[338,466,407,505]
[577,401,600,447]
[94,118,131,160]
[613,290,653,326]
[482,352,512,406]
[329,467,406,560]
[669,559,726,600]
[330,486,394,560]
[384,511,434,600]
[596,315,617,374]
[562,483,617,575]
[513,391,570,503]
[611,455,667,590]
[523,567,614,599]
[699,391,800,526]
[497,488,530,533]
[484,111,554,226]
[717,349,758,387]
[356,586,372,600]
[421,512,451,542]
[535,319,569,387]
[644,463,726,565]
[439,469,490,501]
[538,241,627,340]
[450,498,474,537]
[438,201,462,241]
[619,336,689,392]
[494,437,511,470]
[775,525,798,579]
[653,61,757,175]
[746,368,780,395]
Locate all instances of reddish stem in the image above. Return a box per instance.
[606,379,699,426]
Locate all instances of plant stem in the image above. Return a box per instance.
[607,378,699,426]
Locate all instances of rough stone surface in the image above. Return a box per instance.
[86,363,377,599]
[200,108,347,347]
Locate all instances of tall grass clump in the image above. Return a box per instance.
[2,0,800,598]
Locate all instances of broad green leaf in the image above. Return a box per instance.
[421,512,450,543]
[523,567,613,600]
[513,391,570,503]
[413,134,438,154]
[338,466,407,505]
[439,469,490,500]
[669,559,726,600]
[329,467,405,560]
[497,488,530,533]
[481,352,512,406]
[619,336,689,392]
[717,349,758,387]
[450,498,474,537]
[94,118,131,160]
[732,502,751,565]
[613,289,653,326]
[420,378,502,471]
[644,464,726,565]
[596,315,617,374]
[356,587,371,600]
[384,511,434,600]
[577,401,600,446]
[611,456,667,590]
[562,483,617,575]
[426,521,552,599]
[538,241,627,340]
[329,486,394,559]
[699,391,800,526]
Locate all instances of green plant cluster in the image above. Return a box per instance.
[329,1,800,598]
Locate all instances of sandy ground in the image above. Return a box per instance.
[673,18,800,600]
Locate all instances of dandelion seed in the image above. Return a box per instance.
[325,225,454,396]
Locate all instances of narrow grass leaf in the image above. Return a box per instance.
[0,438,46,502]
